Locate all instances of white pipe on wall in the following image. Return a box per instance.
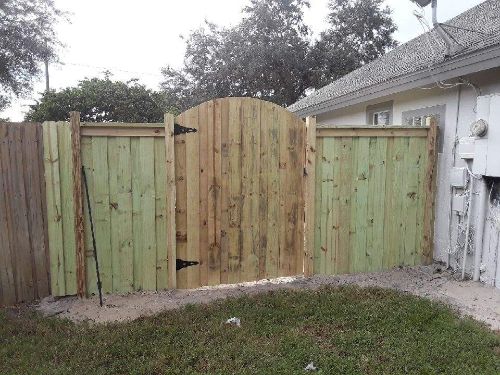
[461,177,474,280]
[473,179,488,282]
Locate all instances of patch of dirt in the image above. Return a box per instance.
[36,265,500,329]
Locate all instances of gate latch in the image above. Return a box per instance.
[174,123,197,136]
[176,258,199,270]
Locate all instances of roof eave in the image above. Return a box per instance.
[293,44,500,118]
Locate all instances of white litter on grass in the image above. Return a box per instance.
[225,317,241,327]
[304,362,318,371]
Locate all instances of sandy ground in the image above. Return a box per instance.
[37,265,500,330]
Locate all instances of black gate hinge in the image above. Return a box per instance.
[176,258,199,270]
[174,123,197,136]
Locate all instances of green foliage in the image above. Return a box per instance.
[25,76,178,122]
[309,0,398,88]
[0,0,63,111]
[162,0,397,111]
[1,287,498,374]
[162,0,311,110]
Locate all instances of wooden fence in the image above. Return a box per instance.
[306,125,437,275]
[0,100,438,304]
[0,123,50,306]
[43,119,171,296]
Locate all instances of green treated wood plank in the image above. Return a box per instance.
[43,122,66,296]
[367,138,387,272]
[403,137,421,266]
[240,99,261,282]
[337,137,353,274]
[227,99,242,283]
[57,122,77,295]
[414,138,428,265]
[353,137,370,273]
[320,137,334,275]
[395,138,409,266]
[81,136,96,295]
[313,139,323,275]
[131,138,143,290]
[382,138,396,269]
[91,137,112,292]
[154,137,168,289]
[348,138,359,274]
[109,137,134,292]
[331,138,342,275]
[139,137,157,291]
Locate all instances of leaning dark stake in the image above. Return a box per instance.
[82,166,103,307]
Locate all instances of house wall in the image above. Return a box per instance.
[315,66,500,287]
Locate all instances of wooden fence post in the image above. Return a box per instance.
[165,113,177,289]
[423,118,438,264]
[304,116,317,277]
[70,112,86,297]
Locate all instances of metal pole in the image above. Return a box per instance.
[82,166,103,307]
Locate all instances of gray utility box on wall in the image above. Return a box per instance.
[472,94,500,177]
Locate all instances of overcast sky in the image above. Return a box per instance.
[1,0,485,120]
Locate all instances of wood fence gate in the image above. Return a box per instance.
[170,98,306,289]
[41,100,436,299]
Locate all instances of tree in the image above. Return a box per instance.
[25,75,177,122]
[0,0,63,111]
[308,0,397,89]
[161,0,311,110]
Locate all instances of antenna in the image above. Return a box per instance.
[411,0,432,6]
[411,0,461,57]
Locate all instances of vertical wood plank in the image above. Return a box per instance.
[185,107,201,288]
[174,113,188,289]
[403,137,422,266]
[240,99,260,282]
[337,137,353,274]
[0,124,16,304]
[259,103,271,279]
[313,138,323,275]
[81,136,96,294]
[382,138,396,269]
[304,116,317,276]
[154,139,168,289]
[353,137,370,273]
[164,113,177,289]
[140,137,157,290]
[198,102,209,286]
[219,99,230,284]
[70,112,85,297]
[91,137,112,292]
[43,122,66,296]
[131,138,143,290]
[58,123,77,295]
[227,99,242,283]
[208,101,221,286]
[423,120,438,264]
[264,104,281,278]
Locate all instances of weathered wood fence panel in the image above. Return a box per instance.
[312,126,436,275]
[0,123,50,306]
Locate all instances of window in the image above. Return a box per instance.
[402,105,446,152]
[372,110,391,126]
[366,101,393,126]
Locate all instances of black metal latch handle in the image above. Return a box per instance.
[174,123,197,136]
[176,259,199,270]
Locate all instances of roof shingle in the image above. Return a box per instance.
[289,0,500,114]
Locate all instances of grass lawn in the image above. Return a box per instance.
[1,287,499,375]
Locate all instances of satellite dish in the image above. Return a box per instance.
[411,0,432,6]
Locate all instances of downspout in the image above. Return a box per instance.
[473,179,488,281]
